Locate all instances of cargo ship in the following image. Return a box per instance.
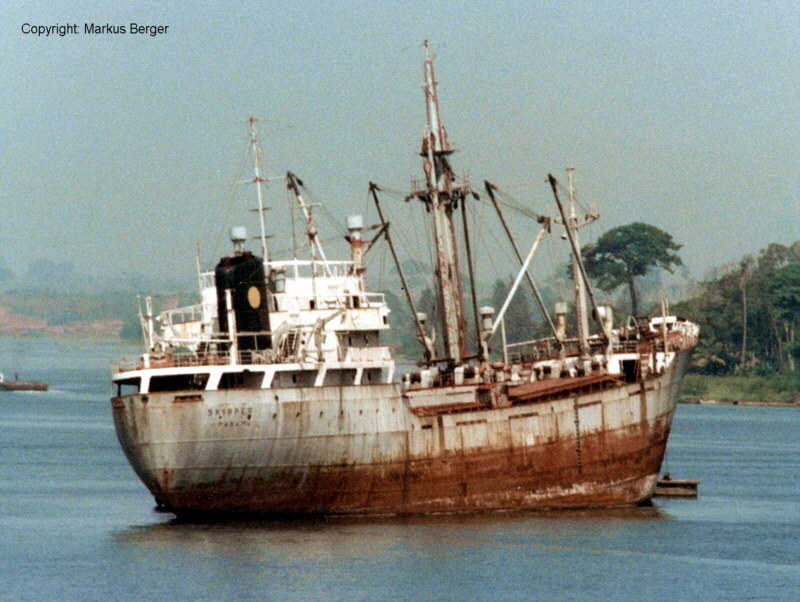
[110,51,698,516]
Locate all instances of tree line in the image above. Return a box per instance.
[672,242,800,375]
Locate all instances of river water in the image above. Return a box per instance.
[1,338,798,601]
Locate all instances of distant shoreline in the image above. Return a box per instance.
[680,399,798,408]
[0,304,123,338]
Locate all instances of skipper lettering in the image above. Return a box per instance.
[208,405,254,427]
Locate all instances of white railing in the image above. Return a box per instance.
[503,318,698,364]
[160,287,386,323]
[113,343,395,374]
[160,303,210,326]
[268,259,355,277]
[272,291,386,312]
[113,348,275,373]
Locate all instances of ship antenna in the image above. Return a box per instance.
[248,116,271,275]
[195,242,203,296]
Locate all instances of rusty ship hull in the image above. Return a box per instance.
[111,348,690,516]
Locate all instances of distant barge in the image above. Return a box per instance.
[0,373,48,392]
[654,475,699,498]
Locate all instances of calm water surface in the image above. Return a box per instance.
[1,338,798,601]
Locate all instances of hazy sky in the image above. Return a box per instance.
[1,1,797,290]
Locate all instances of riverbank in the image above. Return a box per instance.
[680,398,798,408]
[0,305,123,338]
[680,373,800,405]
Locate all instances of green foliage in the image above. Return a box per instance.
[767,262,800,322]
[380,289,420,358]
[490,278,535,344]
[0,291,138,324]
[680,374,800,403]
[690,338,733,375]
[0,259,13,282]
[680,374,709,398]
[119,318,143,342]
[766,261,800,372]
[674,240,800,375]
[417,287,438,326]
[582,222,682,317]
[0,288,194,340]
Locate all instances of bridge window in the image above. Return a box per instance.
[362,368,384,384]
[272,370,317,388]
[115,377,141,397]
[149,373,210,393]
[219,371,265,389]
[323,369,357,386]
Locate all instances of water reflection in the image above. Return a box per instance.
[113,504,668,562]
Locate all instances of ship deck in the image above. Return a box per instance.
[507,373,623,404]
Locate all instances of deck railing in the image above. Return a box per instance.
[113,342,394,374]
[505,320,698,363]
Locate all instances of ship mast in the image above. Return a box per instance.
[248,116,271,274]
[567,168,590,358]
[411,44,470,366]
